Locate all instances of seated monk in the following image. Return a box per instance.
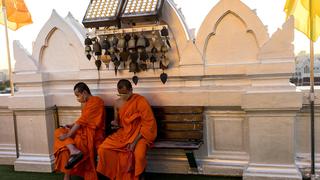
[53,82,105,180]
[97,79,157,180]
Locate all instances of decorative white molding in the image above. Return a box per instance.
[14,153,54,172]
[243,163,302,180]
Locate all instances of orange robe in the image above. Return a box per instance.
[97,94,157,180]
[54,96,105,180]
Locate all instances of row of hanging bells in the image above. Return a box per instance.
[84,26,171,84]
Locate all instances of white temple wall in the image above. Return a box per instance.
[0,0,313,179]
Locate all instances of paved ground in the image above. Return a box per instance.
[0,165,242,180]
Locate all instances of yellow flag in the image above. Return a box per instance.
[284,0,320,42]
[0,0,33,31]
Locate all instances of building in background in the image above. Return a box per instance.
[291,51,320,86]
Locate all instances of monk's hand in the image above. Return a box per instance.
[126,143,136,152]
[111,120,121,129]
[59,133,70,141]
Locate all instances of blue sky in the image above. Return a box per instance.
[0,0,319,70]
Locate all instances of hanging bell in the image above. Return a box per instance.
[128,36,136,52]
[136,35,146,52]
[139,50,149,61]
[161,44,169,53]
[151,46,158,54]
[112,35,119,47]
[160,55,170,70]
[160,72,168,84]
[93,40,102,56]
[160,26,169,37]
[132,75,139,85]
[145,37,150,48]
[120,51,129,62]
[125,34,131,42]
[101,53,112,68]
[85,45,92,53]
[101,38,110,50]
[86,53,92,61]
[85,45,92,60]
[113,60,121,76]
[85,36,92,46]
[117,35,126,51]
[139,61,148,71]
[129,62,139,73]
[95,57,102,70]
[110,53,118,62]
[130,52,139,62]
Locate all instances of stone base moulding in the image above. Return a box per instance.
[243,163,302,180]
[14,153,54,172]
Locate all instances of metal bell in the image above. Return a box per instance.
[117,36,126,51]
[113,60,121,76]
[93,40,102,56]
[160,26,169,37]
[85,45,91,53]
[139,50,149,61]
[128,36,136,51]
[136,35,146,52]
[129,62,139,73]
[139,62,147,71]
[160,55,170,70]
[101,54,111,68]
[85,36,92,45]
[160,72,168,84]
[120,51,129,62]
[95,57,102,70]
[112,35,119,47]
[132,75,139,85]
[130,52,139,62]
[150,55,157,63]
[101,38,110,50]
[151,46,158,54]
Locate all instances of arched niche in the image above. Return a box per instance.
[31,10,94,72]
[196,0,269,65]
[205,11,259,65]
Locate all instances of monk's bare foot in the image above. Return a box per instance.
[63,173,70,180]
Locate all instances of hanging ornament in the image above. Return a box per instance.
[93,39,102,56]
[160,26,171,48]
[160,72,168,84]
[84,36,92,46]
[95,56,102,70]
[85,45,92,60]
[101,53,111,69]
[101,37,110,50]
[132,75,139,85]
[113,60,121,76]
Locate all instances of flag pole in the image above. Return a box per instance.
[2,0,19,159]
[310,38,316,178]
[2,0,14,96]
[309,0,316,178]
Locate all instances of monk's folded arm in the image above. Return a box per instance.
[67,123,81,137]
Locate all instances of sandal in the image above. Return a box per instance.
[65,152,83,169]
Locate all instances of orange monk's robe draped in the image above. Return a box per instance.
[97,94,157,180]
[54,96,105,180]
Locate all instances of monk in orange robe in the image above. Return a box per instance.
[97,79,157,180]
[54,82,105,180]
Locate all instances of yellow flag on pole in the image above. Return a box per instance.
[0,0,32,30]
[284,0,320,42]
